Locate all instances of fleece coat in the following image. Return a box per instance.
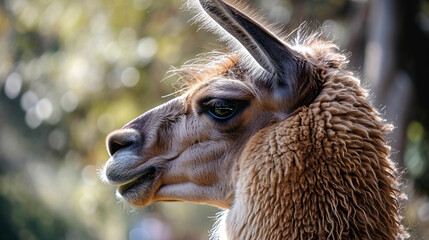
[224,66,407,240]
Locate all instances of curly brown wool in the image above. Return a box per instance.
[226,66,408,240]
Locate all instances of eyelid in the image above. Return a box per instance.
[202,97,249,107]
[201,98,230,108]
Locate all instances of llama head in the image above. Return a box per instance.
[101,0,338,208]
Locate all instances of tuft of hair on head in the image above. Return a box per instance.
[165,51,241,93]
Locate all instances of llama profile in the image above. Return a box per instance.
[101,0,407,239]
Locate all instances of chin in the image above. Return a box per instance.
[108,165,163,207]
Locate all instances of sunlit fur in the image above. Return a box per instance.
[102,1,407,239]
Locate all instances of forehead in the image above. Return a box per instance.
[188,77,257,102]
[176,53,259,101]
[178,53,240,89]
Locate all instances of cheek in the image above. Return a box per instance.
[189,159,222,186]
[160,133,247,188]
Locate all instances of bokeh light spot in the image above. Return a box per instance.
[129,227,149,240]
[61,91,79,113]
[121,67,140,88]
[418,201,429,222]
[35,98,53,120]
[407,121,424,143]
[25,107,42,129]
[137,37,158,61]
[5,72,22,99]
[269,6,291,24]
[106,68,122,90]
[20,90,39,112]
[48,129,66,150]
[405,151,427,178]
[68,57,89,89]
[46,106,62,125]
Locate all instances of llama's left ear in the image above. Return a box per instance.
[193,0,316,112]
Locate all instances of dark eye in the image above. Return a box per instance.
[202,99,243,121]
[209,106,236,120]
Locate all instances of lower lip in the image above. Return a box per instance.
[118,167,157,194]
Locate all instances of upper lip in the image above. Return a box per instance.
[103,151,148,185]
[104,148,181,189]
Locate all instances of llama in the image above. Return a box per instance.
[101,0,407,239]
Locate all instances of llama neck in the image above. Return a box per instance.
[218,76,405,240]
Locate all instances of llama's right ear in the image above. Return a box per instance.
[192,0,317,112]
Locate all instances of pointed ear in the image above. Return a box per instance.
[194,0,319,112]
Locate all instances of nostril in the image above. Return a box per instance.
[108,139,133,156]
[106,129,141,156]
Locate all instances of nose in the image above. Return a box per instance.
[106,129,141,156]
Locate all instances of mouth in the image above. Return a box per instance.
[118,166,158,195]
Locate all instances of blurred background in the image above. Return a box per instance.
[0,0,428,239]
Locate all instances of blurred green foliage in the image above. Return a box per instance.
[0,0,219,239]
[0,0,428,239]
